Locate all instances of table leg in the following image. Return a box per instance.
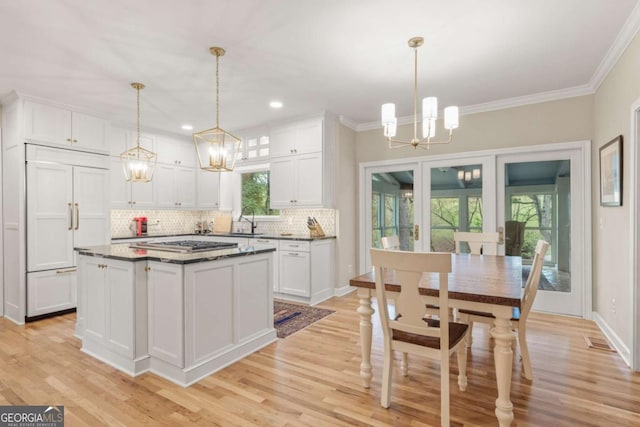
[491,316,516,426]
[356,288,374,388]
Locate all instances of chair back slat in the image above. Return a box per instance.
[381,235,400,250]
[370,249,452,347]
[521,240,550,319]
[453,231,500,255]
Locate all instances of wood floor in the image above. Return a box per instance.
[1,292,639,426]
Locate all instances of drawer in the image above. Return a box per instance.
[279,241,310,252]
[252,238,278,248]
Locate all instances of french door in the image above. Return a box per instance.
[497,148,588,317]
[360,162,421,272]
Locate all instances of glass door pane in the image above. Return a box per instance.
[430,164,483,253]
[371,171,414,250]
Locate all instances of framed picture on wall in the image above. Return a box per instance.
[599,135,623,206]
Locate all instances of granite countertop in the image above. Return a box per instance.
[75,243,276,265]
[111,233,336,242]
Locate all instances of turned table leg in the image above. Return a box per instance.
[357,288,374,388]
[491,315,516,426]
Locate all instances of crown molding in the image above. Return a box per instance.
[355,83,594,132]
[338,115,358,130]
[590,1,640,91]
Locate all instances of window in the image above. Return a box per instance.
[430,194,484,252]
[240,170,279,216]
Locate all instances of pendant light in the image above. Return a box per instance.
[381,36,460,150]
[120,83,157,182]
[193,46,241,172]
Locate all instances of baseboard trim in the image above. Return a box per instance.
[592,311,631,367]
[334,285,356,297]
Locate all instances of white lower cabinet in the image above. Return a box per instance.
[147,261,184,368]
[276,239,335,305]
[78,255,148,372]
[27,269,77,318]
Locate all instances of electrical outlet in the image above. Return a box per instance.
[611,298,616,314]
[348,264,353,274]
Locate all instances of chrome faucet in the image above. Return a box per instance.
[238,206,258,234]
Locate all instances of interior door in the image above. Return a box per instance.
[497,149,585,317]
[361,163,421,272]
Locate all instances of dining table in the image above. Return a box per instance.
[349,253,523,427]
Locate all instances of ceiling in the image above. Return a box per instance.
[1,0,637,137]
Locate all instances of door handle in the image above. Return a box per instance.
[56,268,77,274]
[68,203,73,230]
[414,225,419,241]
[74,203,80,230]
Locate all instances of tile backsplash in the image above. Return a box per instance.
[111,208,335,238]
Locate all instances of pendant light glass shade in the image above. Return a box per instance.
[193,46,240,172]
[120,83,157,182]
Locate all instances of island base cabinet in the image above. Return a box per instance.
[147,262,184,368]
[78,256,149,376]
[184,254,273,368]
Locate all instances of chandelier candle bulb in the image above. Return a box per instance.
[422,97,438,120]
[444,106,459,130]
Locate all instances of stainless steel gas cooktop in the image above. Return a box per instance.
[129,240,238,253]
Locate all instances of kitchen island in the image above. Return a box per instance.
[74,242,276,387]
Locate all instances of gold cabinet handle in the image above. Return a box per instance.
[144,266,151,272]
[56,268,77,274]
[414,224,419,241]
[68,203,73,230]
[74,203,79,230]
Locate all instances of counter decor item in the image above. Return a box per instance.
[307,217,325,238]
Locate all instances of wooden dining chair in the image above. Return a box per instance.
[453,231,500,255]
[457,240,549,380]
[370,248,469,426]
[381,235,400,250]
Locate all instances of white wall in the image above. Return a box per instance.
[335,123,357,290]
[592,29,640,359]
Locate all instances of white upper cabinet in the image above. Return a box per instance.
[270,118,322,158]
[156,135,197,167]
[155,164,196,209]
[110,157,156,209]
[269,114,335,209]
[196,169,221,209]
[24,100,107,153]
[234,126,271,164]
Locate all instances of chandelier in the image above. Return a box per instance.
[381,36,459,149]
[120,83,157,182]
[193,47,241,172]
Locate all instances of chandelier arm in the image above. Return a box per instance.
[386,129,453,149]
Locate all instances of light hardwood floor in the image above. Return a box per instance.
[1,292,639,426]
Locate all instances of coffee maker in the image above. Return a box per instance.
[133,217,148,236]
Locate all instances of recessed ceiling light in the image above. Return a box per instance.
[269,101,283,109]
[181,124,193,130]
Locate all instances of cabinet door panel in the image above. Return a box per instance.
[280,251,310,297]
[83,259,106,342]
[131,180,156,208]
[26,162,74,271]
[26,270,76,317]
[176,167,196,208]
[24,101,72,145]
[196,169,220,209]
[73,166,110,250]
[72,112,107,151]
[155,164,177,208]
[295,153,323,206]
[294,119,323,154]
[105,261,135,357]
[148,262,184,367]
[269,126,294,158]
[269,158,295,208]
[110,157,132,208]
